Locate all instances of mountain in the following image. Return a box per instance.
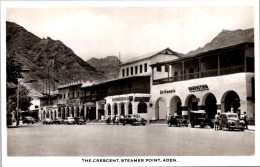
[87,56,120,79]
[6,21,105,93]
[186,28,254,56]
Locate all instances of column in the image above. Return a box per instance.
[166,105,171,120]
[65,106,68,118]
[74,106,77,117]
[133,102,137,115]
[96,101,99,120]
[84,104,87,118]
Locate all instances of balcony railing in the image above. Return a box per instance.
[153,65,254,85]
[107,88,149,96]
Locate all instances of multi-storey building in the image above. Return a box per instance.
[150,42,255,122]
[40,91,59,120]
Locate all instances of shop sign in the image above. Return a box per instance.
[188,84,209,92]
[57,104,66,107]
[160,89,175,94]
[98,100,106,104]
[134,97,150,102]
[66,99,80,106]
[86,102,96,107]
[112,97,129,102]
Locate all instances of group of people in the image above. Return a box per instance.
[106,114,124,125]
[214,111,248,130]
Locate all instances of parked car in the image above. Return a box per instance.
[75,117,86,125]
[219,112,245,131]
[53,117,64,124]
[22,117,36,124]
[42,118,54,125]
[168,115,188,127]
[190,111,214,128]
[120,114,146,126]
[63,117,75,124]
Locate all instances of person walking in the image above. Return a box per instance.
[214,112,220,130]
[242,111,248,129]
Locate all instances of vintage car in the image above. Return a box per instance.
[190,111,214,128]
[42,118,54,125]
[168,115,188,127]
[120,114,146,126]
[63,117,75,124]
[75,117,86,125]
[53,117,64,124]
[219,112,245,131]
[22,116,36,124]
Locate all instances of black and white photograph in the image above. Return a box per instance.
[1,1,259,167]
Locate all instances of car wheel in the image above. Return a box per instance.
[210,124,214,129]
[240,128,244,131]
[191,124,194,128]
[200,125,204,128]
[168,122,171,127]
[186,124,188,127]
[132,122,135,126]
[142,123,146,126]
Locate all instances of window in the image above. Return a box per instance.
[138,102,147,113]
[131,67,133,75]
[122,69,125,77]
[144,63,147,72]
[165,65,169,72]
[126,68,129,76]
[135,66,138,74]
[140,65,143,73]
[157,66,161,72]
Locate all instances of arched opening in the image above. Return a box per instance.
[155,97,167,120]
[138,101,147,113]
[71,107,74,117]
[222,91,240,113]
[114,103,118,115]
[43,110,46,119]
[186,95,198,120]
[50,111,53,119]
[54,110,57,119]
[46,111,50,118]
[170,96,182,116]
[120,103,125,116]
[58,108,61,117]
[107,104,111,115]
[128,102,132,114]
[62,107,66,119]
[76,106,80,117]
[204,93,217,119]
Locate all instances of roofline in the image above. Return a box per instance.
[150,42,254,67]
[81,75,150,89]
[121,48,183,66]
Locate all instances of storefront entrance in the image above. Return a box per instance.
[222,91,240,113]
[155,97,167,120]
[204,93,217,119]
[170,96,182,116]
[186,95,198,120]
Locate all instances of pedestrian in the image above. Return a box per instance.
[167,113,171,120]
[214,112,220,130]
[242,111,248,129]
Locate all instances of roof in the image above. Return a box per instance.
[121,48,183,66]
[185,28,254,57]
[81,75,150,89]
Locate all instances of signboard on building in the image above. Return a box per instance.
[160,89,175,94]
[112,97,129,102]
[66,99,80,106]
[134,97,150,102]
[86,102,96,107]
[188,85,209,92]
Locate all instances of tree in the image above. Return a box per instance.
[6,54,32,126]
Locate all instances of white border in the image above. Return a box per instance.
[1,1,259,167]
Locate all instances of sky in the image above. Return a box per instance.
[6,6,254,62]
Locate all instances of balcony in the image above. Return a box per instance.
[107,88,149,96]
[153,65,254,85]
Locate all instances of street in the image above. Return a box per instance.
[7,123,254,156]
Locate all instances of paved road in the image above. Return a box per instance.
[7,123,254,156]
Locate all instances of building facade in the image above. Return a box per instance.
[150,43,255,122]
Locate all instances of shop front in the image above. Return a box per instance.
[105,94,151,120]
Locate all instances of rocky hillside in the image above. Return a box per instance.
[6,21,105,93]
[87,56,120,79]
[186,28,254,56]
